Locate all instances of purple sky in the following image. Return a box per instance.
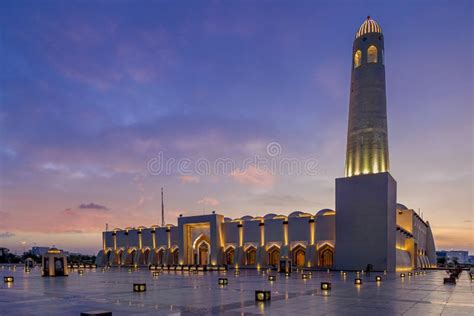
[0,1,472,254]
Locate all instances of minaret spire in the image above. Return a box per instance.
[161,187,165,227]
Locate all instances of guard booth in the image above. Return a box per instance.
[42,248,69,277]
[279,257,291,273]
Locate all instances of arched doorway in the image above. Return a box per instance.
[319,244,334,268]
[246,246,256,265]
[157,248,164,265]
[144,249,150,265]
[198,242,209,265]
[128,249,136,266]
[292,245,306,267]
[172,249,179,265]
[267,245,280,267]
[106,250,112,266]
[225,247,235,265]
[193,234,211,265]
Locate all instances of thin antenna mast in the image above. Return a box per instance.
[161,187,165,227]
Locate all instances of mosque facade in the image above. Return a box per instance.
[96,17,436,272]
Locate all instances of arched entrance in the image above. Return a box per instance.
[157,248,164,265]
[319,244,334,268]
[117,249,124,265]
[193,234,211,265]
[245,246,256,265]
[225,247,235,265]
[198,242,209,265]
[267,245,280,267]
[292,245,306,267]
[144,249,150,265]
[172,249,179,265]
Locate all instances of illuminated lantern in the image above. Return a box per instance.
[302,274,309,280]
[285,272,290,278]
[268,275,276,282]
[78,270,84,275]
[4,276,14,283]
[375,276,382,282]
[321,282,331,290]
[152,272,160,277]
[400,273,405,278]
[354,278,362,285]
[234,270,240,276]
[218,278,228,285]
[408,272,412,277]
[255,290,271,302]
[133,283,146,292]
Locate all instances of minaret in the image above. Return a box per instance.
[345,16,389,177]
[335,17,396,272]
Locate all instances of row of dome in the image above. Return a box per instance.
[112,204,411,231]
[225,209,336,222]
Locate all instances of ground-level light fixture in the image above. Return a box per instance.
[255,290,271,302]
[268,275,276,282]
[408,272,412,277]
[133,283,146,292]
[152,272,160,277]
[218,278,228,286]
[354,278,362,285]
[285,272,290,278]
[4,276,14,283]
[375,276,382,282]
[302,274,309,280]
[78,270,84,275]
[400,273,405,278]
[321,282,331,290]
[234,270,240,276]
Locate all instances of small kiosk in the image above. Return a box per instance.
[42,248,68,277]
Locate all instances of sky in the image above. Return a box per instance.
[0,0,472,255]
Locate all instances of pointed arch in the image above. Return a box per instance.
[245,245,257,266]
[354,49,362,68]
[318,244,334,268]
[267,244,280,267]
[292,244,306,267]
[367,45,378,63]
[224,245,235,265]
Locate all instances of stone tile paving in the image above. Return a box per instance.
[0,266,473,315]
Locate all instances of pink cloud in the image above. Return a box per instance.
[179,175,200,184]
[230,165,275,187]
[197,197,220,206]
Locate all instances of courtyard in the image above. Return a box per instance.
[1,266,473,315]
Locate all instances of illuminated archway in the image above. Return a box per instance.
[245,246,257,265]
[367,45,378,63]
[292,244,306,267]
[318,244,334,268]
[172,249,179,265]
[267,245,280,267]
[354,49,362,68]
[225,246,235,265]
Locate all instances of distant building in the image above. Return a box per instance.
[0,247,9,256]
[468,255,474,264]
[446,250,469,264]
[31,247,52,257]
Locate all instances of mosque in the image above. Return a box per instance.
[96,17,436,272]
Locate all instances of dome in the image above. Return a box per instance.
[316,209,336,216]
[264,213,278,220]
[355,16,382,39]
[224,217,232,222]
[241,215,254,221]
[396,203,409,211]
[289,211,304,217]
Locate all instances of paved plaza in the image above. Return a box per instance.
[1,266,473,315]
